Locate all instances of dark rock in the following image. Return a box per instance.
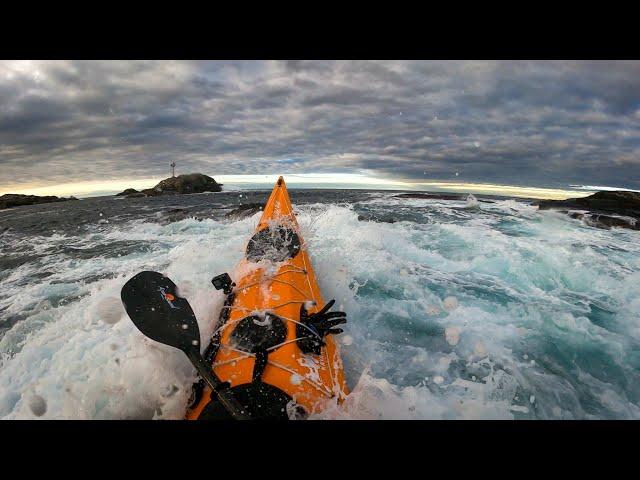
[590,214,638,230]
[565,210,638,230]
[141,187,175,196]
[535,190,640,230]
[159,208,201,224]
[144,173,222,196]
[225,203,263,220]
[536,190,640,214]
[566,211,584,220]
[116,173,223,198]
[115,188,140,196]
[395,193,465,201]
[0,194,78,209]
[394,192,495,207]
[357,214,396,224]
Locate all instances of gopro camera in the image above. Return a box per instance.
[211,272,234,294]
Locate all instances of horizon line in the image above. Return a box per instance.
[1,173,635,200]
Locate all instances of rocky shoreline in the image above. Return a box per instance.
[534,191,640,231]
[0,194,78,210]
[394,192,495,203]
[3,182,638,232]
[391,190,640,231]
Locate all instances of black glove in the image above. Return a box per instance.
[296,299,347,355]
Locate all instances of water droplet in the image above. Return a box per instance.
[474,342,487,358]
[443,296,459,311]
[28,394,47,417]
[182,324,188,330]
[445,327,460,346]
[96,297,122,325]
[191,340,199,346]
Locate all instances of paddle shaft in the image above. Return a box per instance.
[187,351,252,420]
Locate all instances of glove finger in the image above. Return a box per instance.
[324,311,346,319]
[318,318,345,328]
[316,299,335,316]
[327,328,344,335]
[326,318,347,328]
[316,316,346,329]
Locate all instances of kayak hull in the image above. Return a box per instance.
[187,177,348,419]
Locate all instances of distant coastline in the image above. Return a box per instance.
[0,193,78,210]
[3,173,640,202]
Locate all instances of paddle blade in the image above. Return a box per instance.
[121,271,201,354]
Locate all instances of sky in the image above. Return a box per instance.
[1,60,639,198]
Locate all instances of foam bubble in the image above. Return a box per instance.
[426,305,441,315]
[443,296,459,311]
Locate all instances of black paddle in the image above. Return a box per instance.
[120,271,251,420]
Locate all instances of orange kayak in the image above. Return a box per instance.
[187,176,348,419]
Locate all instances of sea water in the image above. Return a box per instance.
[1,189,639,419]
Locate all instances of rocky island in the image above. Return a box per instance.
[0,194,78,210]
[535,190,640,230]
[116,173,223,198]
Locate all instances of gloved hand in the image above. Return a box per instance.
[296,299,347,355]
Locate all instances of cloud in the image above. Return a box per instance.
[0,60,639,192]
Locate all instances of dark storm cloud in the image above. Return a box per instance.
[0,60,639,190]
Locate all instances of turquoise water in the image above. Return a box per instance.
[1,190,639,419]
